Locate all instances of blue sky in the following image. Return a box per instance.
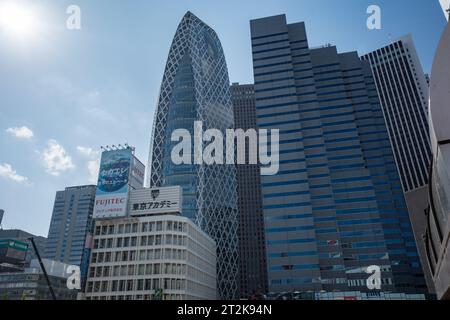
[0,0,447,237]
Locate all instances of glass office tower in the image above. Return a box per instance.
[148,12,238,299]
[251,14,427,295]
[44,185,96,267]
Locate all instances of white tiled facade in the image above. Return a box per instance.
[84,215,216,300]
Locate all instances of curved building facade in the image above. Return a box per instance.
[148,12,238,299]
[426,21,450,300]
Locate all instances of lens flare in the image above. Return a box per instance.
[0,2,37,37]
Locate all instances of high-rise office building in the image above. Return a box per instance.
[44,185,96,268]
[231,83,268,298]
[148,11,238,299]
[361,35,431,193]
[250,14,426,294]
[426,22,450,300]
[361,36,433,291]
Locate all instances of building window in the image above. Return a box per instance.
[126,280,133,291]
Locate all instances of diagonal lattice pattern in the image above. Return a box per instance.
[148,11,239,300]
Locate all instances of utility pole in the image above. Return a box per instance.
[28,237,57,300]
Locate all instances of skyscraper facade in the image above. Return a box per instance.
[231,83,268,297]
[361,36,434,292]
[250,14,426,294]
[44,185,96,268]
[361,35,431,193]
[148,12,238,299]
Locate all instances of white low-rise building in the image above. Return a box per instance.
[84,187,217,300]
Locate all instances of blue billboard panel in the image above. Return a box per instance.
[93,148,133,218]
[96,148,132,195]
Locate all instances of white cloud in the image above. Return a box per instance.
[87,159,100,184]
[41,140,75,176]
[0,163,29,184]
[6,126,34,139]
[77,146,100,183]
[76,146,99,158]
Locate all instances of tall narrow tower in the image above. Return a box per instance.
[231,83,268,297]
[148,12,238,299]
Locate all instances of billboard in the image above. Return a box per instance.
[129,186,182,216]
[93,148,133,219]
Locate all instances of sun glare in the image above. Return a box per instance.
[0,1,38,38]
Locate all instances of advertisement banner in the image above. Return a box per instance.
[129,186,182,216]
[93,148,132,218]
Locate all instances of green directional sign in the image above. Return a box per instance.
[0,239,28,252]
